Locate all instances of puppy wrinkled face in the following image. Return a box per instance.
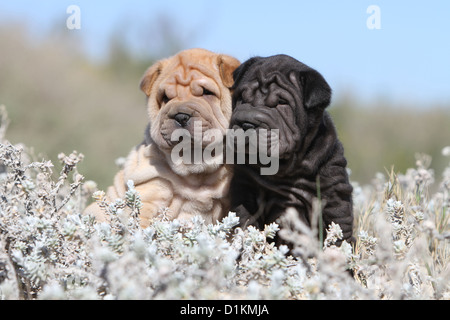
[141,49,239,175]
[152,60,227,151]
[230,59,304,158]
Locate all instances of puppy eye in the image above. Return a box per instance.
[240,90,250,103]
[202,88,216,97]
[278,98,288,105]
[161,93,170,104]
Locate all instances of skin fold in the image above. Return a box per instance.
[229,55,354,245]
[84,49,240,227]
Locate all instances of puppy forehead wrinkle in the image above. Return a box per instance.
[263,71,294,90]
[242,76,295,106]
[160,72,220,102]
[191,77,220,95]
[189,62,219,79]
[288,71,301,91]
[178,52,220,79]
[166,64,221,90]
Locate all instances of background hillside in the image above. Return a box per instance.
[1,22,449,191]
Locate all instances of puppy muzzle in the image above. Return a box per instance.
[230,103,274,131]
[158,100,221,149]
[172,112,191,127]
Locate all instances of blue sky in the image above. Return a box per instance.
[1,1,449,106]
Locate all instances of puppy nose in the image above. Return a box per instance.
[174,113,191,127]
[241,122,256,131]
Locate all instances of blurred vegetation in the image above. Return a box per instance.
[0,20,186,190]
[0,21,449,191]
[329,99,450,185]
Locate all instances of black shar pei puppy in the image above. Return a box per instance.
[229,54,353,245]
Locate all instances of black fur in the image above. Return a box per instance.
[229,55,354,245]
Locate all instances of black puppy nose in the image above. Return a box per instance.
[174,113,191,127]
[241,122,256,131]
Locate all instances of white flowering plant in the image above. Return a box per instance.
[0,106,449,299]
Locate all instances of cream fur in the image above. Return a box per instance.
[84,49,240,227]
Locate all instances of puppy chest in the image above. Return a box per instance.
[174,187,222,212]
[167,189,225,224]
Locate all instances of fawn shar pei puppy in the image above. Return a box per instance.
[229,55,353,245]
[85,48,240,227]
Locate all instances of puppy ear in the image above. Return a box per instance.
[140,60,166,96]
[300,69,332,109]
[217,54,240,88]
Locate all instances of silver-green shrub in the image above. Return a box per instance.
[0,106,448,299]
